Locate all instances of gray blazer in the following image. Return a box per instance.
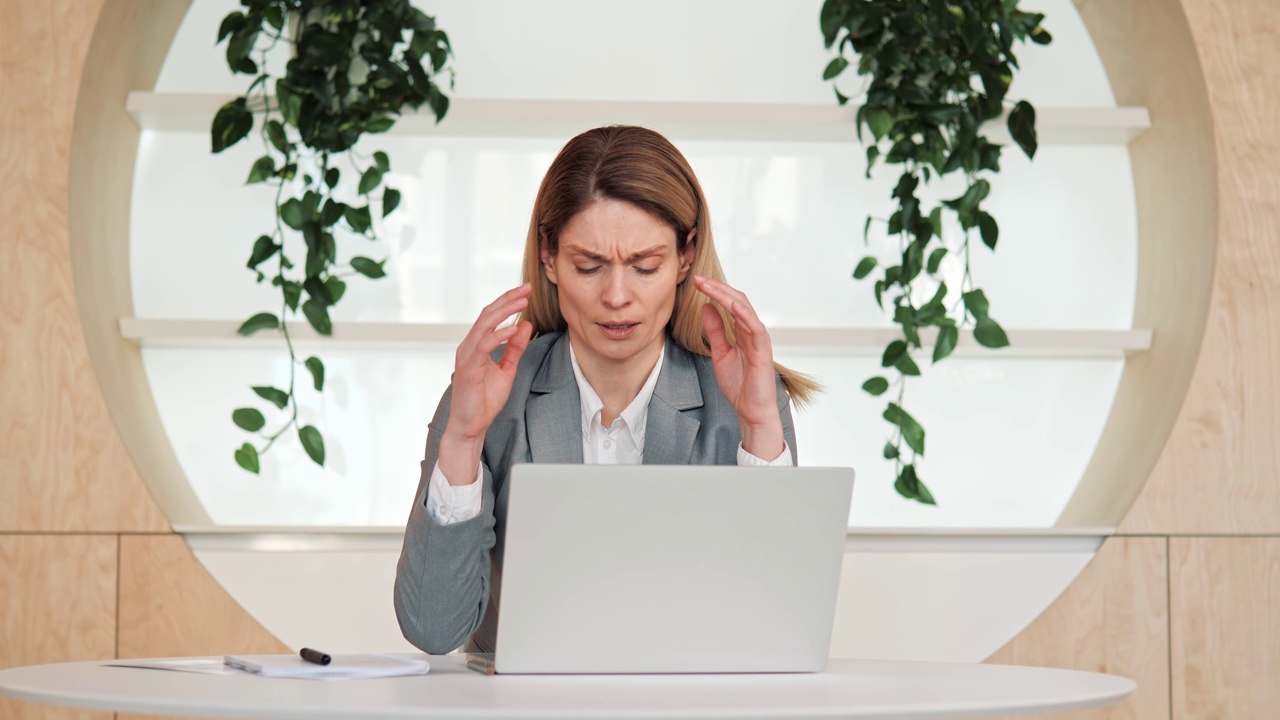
[393,331,798,655]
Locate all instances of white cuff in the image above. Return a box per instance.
[426,461,484,525]
[737,441,794,467]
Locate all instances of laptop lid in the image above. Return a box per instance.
[492,464,854,674]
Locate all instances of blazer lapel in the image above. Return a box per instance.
[526,334,584,464]
[643,342,703,465]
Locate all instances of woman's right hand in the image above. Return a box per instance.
[437,284,534,485]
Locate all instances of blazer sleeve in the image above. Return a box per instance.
[778,374,799,465]
[393,382,498,654]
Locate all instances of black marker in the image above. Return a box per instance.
[299,647,331,666]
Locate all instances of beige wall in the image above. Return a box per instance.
[0,2,285,718]
[987,0,1280,719]
[1,1,1277,719]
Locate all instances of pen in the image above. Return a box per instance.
[299,647,331,666]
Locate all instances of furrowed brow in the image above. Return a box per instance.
[565,244,668,263]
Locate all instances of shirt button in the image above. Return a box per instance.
[603,439,612,449]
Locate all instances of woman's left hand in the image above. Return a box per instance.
[693,275,785,461]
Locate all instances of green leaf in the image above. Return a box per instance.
[382,188,401,217]
[211,98,252,153]
[234,442,260,474]
[863,216,874,245]
[298,425,325,466]
[862,376,890,396]
[866,108,894,141]
[834,85,850,106]
[324,167,340,189]
[865,145,880,177]
[1007,100,1038,159]
[978,212,999,250]
[279,198,304,230]
[326,277,348,304]
[359,167,384,195]
[366,116,395,133]
[237,312,278,336]
[853,256,878,280]
[344,205,372,234]
[302,299,332,335]
[275,80,301,126]
[894,353,921,376]
[252,386,289,410]
[232,407,265,432]
[881,340,908,368]
[926,247,947,274]
[263,5,284,31]
[823,56,849,81]
[217,11,246,43]
[933,324,959,363]
[304,276,335,306]
[974,317,1010,348]
[282,281,302,312]
[351,256,387,279]
[246,155,275,184]
[373,151,390,173]
[321,199,345,228]
[304,356,325,391]
[894,464,936,505]
[962,289,991,319]
[883,442,899,460]
[247,235,278,269]
[883,403,926,456]
[266,120,289,154]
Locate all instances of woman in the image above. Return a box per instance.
[394,126,819,655]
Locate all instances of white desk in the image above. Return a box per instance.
[0,654,1134,719]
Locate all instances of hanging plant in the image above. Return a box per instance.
[820,0,1051,504]
[211,0,453,474]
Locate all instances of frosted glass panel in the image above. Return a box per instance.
[156,0,1114,107]
[779,353,1124,528]
[133,0,1139,528]
[143,346,1121,528]
[132,133,1137,329]
[142,347,451,526]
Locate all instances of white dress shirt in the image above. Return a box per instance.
[427,341,793,525]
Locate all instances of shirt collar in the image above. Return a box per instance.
[568,340,665,446]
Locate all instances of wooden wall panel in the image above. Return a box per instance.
[0,0,170,533]
[117,534,289,659]
[986,538,1169,720]
[0,535,116,720]
[1170,538,1280,719]
[1119,0,1280,534]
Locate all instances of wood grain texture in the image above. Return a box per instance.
[0,0,170,533]
[67,0,209,526]
[986,537,1169,720]
[0,535,116,720]
[1057,0,1218,527]
[1119,0,1280,533]
[1171,538,1280,718]
[117,534,288,659]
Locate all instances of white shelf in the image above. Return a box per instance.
[126,92,1151,145]
[120,318,1152,358]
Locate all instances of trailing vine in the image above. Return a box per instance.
[820,0,1051,503]
[211,0,453,474]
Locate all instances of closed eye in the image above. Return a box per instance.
[574,266,601,275]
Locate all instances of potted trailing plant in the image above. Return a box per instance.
[212,0,453,474]
[820,0,1051,503]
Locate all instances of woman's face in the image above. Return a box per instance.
[541,198,694,371]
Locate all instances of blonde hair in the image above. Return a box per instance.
[518,125,819,406]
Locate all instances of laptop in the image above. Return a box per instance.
[475,464,854,674]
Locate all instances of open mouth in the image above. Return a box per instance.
[597,322,639,339]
